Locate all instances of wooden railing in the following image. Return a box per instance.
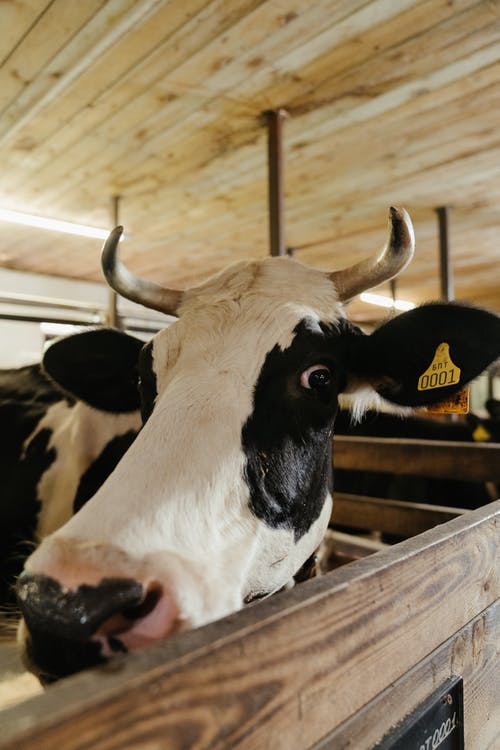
[334,435,500,482]
[1,438,500,749]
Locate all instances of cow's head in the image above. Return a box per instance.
[16,208,500,682]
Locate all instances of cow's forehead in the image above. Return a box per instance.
[147,258,342,391]
[180,256,339,318]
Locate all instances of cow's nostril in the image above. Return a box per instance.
[96,583,179,652]
[124,584,162,620]
[95,584,162,639]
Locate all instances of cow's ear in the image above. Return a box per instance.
[346,303,500,407]
[42,328,144,413]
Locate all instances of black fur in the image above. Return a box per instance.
[348,303,500,406]
[138,341,157,423]
[0,365,62,603]
[42,328,143,413]
[242,318,354,540]
[73,431,138,514]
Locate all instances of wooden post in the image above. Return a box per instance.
[106,195,120,328]
[435,206,453,302]
[266,109,288,257]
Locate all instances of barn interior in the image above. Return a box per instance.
[1,2,500,747]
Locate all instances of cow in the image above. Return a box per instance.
[13,207,500,683]
[0,331,143,609]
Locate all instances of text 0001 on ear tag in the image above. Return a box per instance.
[418,342,461,392]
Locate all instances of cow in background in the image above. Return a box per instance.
[12,208,500,683]
[0,329,142,607]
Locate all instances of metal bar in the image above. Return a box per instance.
[266,109,288,256]
[436,206,454,302]
[106,195,120,328]
[0,292,102,313]
[0,309,162,335]
[0,311,102,326]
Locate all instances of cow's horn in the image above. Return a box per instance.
[101,226,183,315]
[329,206,414,302]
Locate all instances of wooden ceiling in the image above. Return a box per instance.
[1,0,500,321]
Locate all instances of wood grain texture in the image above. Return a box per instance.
[1,500,498,750]
[332,493,466,537]
[334,436,500,483]
[0,1,499,320]
[314,599,500,750]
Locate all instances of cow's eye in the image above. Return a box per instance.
[300,365,331,390]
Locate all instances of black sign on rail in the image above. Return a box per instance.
[376,676,464,750]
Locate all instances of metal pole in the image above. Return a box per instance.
[107,195,120,328]
[436,206,454,302]
[266,109,288,257]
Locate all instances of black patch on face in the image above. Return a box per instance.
[138,341,157,423]
[242,318,354,541]
[73,430,138,514]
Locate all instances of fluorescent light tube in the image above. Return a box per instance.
[360,292,416,311]
[0,208,112,240]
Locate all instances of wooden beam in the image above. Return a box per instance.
[436,205,453,302]
[332,493,466,537]
[1,500,499,750]
[266,108,288,257]
[316,599,500,750]
[334,436,500,483]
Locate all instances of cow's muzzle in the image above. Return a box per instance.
[16,573,168,682]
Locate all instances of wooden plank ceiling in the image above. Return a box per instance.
[0,0,500,322]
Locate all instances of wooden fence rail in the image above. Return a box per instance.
[1,500,499,750]
[333,435,500,482]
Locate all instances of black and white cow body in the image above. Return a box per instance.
[0,331,142,605]
[14,209,500,683]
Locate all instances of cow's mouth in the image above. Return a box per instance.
[16,574,179,682]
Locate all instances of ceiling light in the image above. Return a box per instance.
[360,292,416,311]
[0,208,113,240]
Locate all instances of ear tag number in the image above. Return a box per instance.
[418,342,461,392]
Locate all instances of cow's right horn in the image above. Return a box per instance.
[329,206,415,303]
[101,226,183,316]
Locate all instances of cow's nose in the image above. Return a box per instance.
[16,572,146,682]
[17,572,144,640]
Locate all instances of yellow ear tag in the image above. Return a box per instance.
[472,423,491,442]
[418,342,461,392]
[427,386,470,414]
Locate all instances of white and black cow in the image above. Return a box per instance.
[14,208,500,683]
[0,330,142,606]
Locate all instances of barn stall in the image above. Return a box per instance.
[1,1,500,748]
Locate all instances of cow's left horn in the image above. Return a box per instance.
[329,207,415,302]
[101,226,183,315]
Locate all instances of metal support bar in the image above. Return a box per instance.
[266,109,288,256]
[436,206,454,302]
[107,195,120,328]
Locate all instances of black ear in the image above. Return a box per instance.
[42,328,144,413]
[346,303,500,407]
